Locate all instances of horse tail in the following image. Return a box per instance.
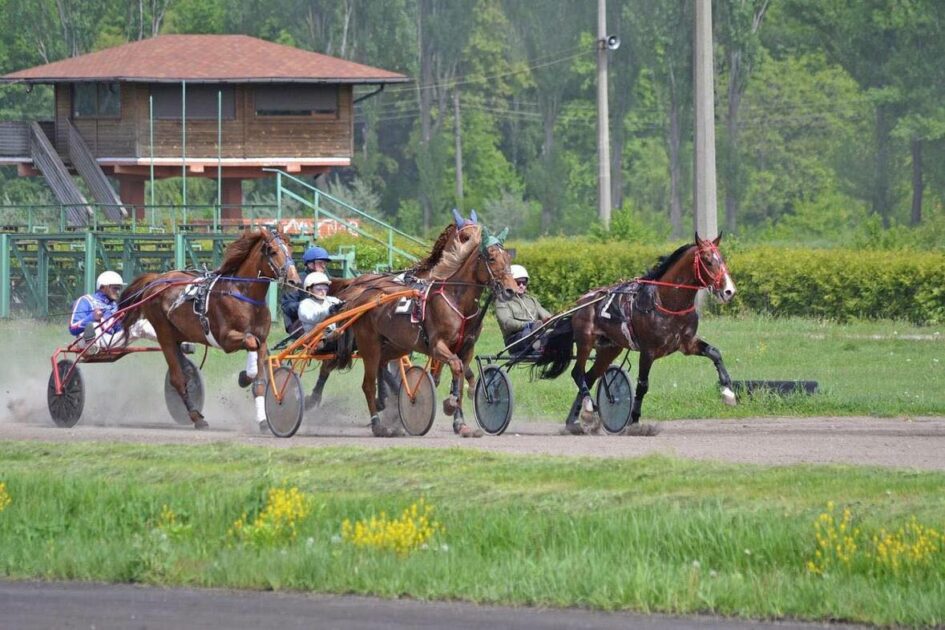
[532,317,574,380]
[333,326,356,371]
[117,273,160,339]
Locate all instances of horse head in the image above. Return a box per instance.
[694,232,735,303]
[479,225,517,301]
[221,227,300,285]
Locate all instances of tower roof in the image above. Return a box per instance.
[2,34,409,84]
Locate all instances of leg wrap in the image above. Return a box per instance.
[245,351,259,379]
[254,395,266,423]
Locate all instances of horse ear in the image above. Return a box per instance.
[713,232,722,246]
[452,208,464,227]
[496,227,509,244]
[694,231,702,245]
[470,209,478,224]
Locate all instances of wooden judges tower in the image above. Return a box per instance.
[0,34,408,225]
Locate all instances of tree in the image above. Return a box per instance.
[716,0,769,235]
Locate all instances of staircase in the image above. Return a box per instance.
[28,122,91,227]
[65,120,126,221]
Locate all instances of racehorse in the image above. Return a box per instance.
[332,218,518,437]
[305,211,485,410]
[119,227,299,429]
[535,234,736,434]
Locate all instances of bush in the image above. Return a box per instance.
[511,239,945,324]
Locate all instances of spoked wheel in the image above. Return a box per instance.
[398,366,435,436]
[474,365,513,436]
[265,366,304,438]
[47,360,85,427]
[596,365,634,434]
[164,357,205,425]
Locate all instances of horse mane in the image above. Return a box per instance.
[427,224,481,280]
[410,224,457,276]
[642,242,694,280]
[217,229,267,275]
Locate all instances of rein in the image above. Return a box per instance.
[634,242,728,316]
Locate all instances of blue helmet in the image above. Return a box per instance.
[302,245,330,264]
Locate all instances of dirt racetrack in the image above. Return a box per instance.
[3,402,945,470]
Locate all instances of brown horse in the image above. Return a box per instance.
[307,214,490,411]
[333,221,518,437]
[119,227,300,429]
[535,234,736,434]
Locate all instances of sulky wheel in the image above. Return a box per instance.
[265,366,304,438]
[596,365,634,434]
[474,365,513,436]
[164,357,205,425]
[47,360,85,428]
[397,366,435,436]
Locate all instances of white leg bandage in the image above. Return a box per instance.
[255,395,266,423]
[245,351,258,379]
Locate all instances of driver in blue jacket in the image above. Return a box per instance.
[280,245,332,335]
[69,270,156,354]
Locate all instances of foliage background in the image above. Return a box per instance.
[1,0,945,248]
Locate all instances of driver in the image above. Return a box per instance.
[281,245,332,335]
[298,271,343,336]
[69,270,156,354]
[495,264,551,352]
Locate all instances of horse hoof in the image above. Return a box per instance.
[371,417,398,438]
[257,420,270,435]
[304,393,321,410]
[237,371,253,388]
[193,419,209,430]
[721,387,737,406]
[442,397,458,416]
[454,423,483,438]
[563,421,585,436]
[189,409,204,422]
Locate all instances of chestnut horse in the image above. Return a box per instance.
[119,227,300,429]
[535,234,736,434]
[333,221,518,437]
[306,213,486,411]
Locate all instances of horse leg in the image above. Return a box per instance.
[683,338,736,406]
[563,324,601,433]
[359,342,398,437]
[631,353,655,425]
[431,341,480,437]
[159,336,207,429]
[225,332,268,431]
[306,361,333,410]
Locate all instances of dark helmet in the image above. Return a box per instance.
[302,245,330,264]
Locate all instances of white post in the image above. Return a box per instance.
[693,0,718,239]
[597,0,612,229]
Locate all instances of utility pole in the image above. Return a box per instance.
[597,0,612,228]
[693,0,718,239]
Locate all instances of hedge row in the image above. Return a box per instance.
[507,239,945,324]
[332,235,945,323]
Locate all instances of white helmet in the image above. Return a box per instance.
[96,270,124,289]
[510,264,528,281]
[304,271,331,289]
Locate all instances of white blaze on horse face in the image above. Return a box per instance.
[719,270,736,303]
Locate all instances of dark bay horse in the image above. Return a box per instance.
[535,234,737,434]
[333,221,518,437]
[119,227,300,429]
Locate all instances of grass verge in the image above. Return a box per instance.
[1,442,944,626]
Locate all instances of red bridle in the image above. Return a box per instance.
[636,242,729,316]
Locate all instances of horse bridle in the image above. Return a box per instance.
[692,241,729,293]
[261,230,295,282]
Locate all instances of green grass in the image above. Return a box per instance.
[1,443,945,626]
